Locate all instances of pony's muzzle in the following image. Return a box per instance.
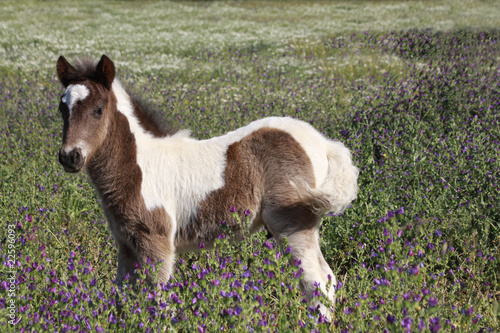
[59,147,85,173]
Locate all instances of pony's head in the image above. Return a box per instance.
[56,55,115,173]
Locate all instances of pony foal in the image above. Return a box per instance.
[56,55,359,318]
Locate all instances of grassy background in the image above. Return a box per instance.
[0,1,499,332]
[1,0,500,74]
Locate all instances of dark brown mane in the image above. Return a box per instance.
[125,85,178,138]
[66,57,101,83]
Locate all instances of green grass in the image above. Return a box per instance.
[0,1,499,332]
[1,0,499,73]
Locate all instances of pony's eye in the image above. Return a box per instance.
[94,106,104,118]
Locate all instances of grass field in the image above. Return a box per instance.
[1,1,499,332]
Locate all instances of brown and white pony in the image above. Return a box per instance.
[56,55,358,318]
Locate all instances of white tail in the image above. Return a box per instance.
[290,140,358,216]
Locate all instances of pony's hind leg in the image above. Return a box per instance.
[263,206,336,320]
[288,229,336,319]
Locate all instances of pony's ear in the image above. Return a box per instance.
[56,56,77,87]
[96,55,115,90]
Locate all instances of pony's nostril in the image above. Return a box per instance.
[59,148,84,172]
[70,150,81,165]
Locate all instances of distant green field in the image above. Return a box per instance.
[0,1,499,332]
[1,0,499,74]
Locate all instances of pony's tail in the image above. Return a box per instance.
[290,141,359,215]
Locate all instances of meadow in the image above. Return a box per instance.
[0,1,499,332]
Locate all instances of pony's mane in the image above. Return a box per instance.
[71,57,178,138]
[124,83,178,137]
[71,57,101,82]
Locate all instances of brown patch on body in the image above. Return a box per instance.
[175,127,317,251]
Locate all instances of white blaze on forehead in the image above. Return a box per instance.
[61,84,90,118]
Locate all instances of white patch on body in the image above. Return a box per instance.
[112,79,357,236]
[62,84,90,119]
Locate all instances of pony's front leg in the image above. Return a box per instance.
[115,236,175,287]
[116,243,139,285]
[136,234,176,285]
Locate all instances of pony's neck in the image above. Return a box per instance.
[87,80,173,209]
[86,98,143,209]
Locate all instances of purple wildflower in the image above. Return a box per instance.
[465,306,474,316]
[429,317,441,333]
[419,318,425,331]
[401,317,412,332]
